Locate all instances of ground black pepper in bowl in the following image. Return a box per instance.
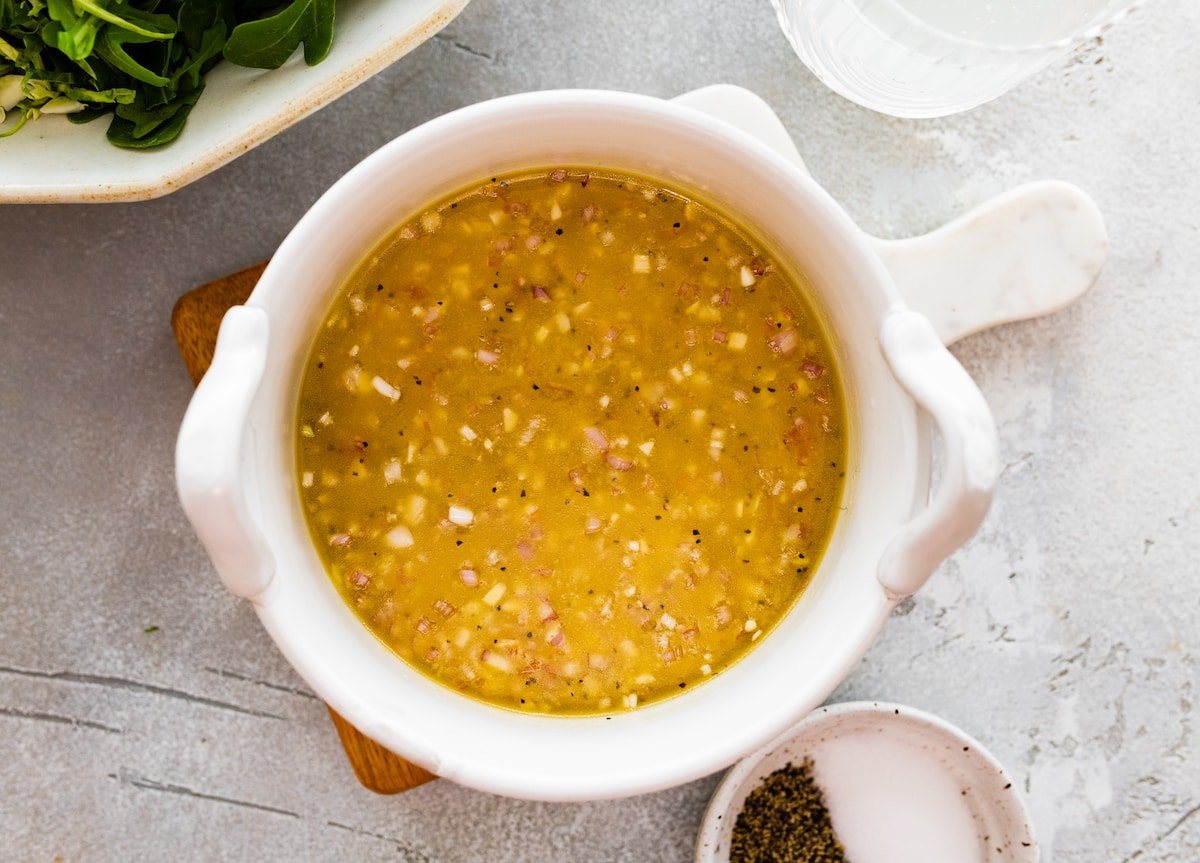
[729,760,848,863]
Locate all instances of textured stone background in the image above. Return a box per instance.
[1,1,1196,860]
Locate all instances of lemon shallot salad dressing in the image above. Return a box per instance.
[296,169,847,714]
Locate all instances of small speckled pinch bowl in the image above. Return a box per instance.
[696,701,1038,863]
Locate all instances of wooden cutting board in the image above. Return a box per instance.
[171,260,437,795]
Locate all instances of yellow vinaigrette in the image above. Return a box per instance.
[296,169,847,714]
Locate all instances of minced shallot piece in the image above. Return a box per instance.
[518,417,542,446]
[475,348,500,366]
[481,650,513,673]
[549,168,567,182]
[434,599,456,618]
[420,211,441,233]
[460,568,478,586]
[329,533,352,548]
[803,359,825,379]
[585,515,603,534]
[768,328,799,356]
[583,426,609,452]
[606,453,633,471]
[483,583,506,605]
[712,329,727,343]
[531,285,551,302]
[448,505,474,526]
[372,376,401,401]
[386,525,414,549]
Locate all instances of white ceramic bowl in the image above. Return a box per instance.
[696,701,1038,863]
[0,0,467,203]
[176,87,1010,801]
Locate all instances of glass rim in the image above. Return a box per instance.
[870,0,1144,56]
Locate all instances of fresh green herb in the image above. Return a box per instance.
[223,0,332,68]
[0,0,337,148]
[143,624,160,633]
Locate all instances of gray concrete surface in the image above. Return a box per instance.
[1,1,1197,860]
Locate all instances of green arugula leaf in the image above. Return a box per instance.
[2,0,340,148]
[107,81,199,146]
[172,19,224,90]
[50,16,103,60]
[73,0,176,40]
[223,0,333,69]
[65,82,135,102]
[94,26,170,86]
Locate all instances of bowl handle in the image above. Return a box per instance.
[877,310,1000,598]
[870,181,1106,346]
[674,85,1106,345]
[175,305,276,602]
